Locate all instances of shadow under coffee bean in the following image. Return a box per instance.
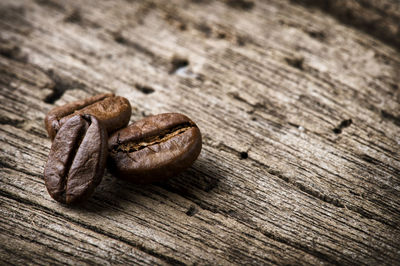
[44,114,108,204]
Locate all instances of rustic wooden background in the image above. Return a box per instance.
[1,0,399,265]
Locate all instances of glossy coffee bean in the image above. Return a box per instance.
[44,115,108,204]
[45,93,131,140]
[108,113,202,183]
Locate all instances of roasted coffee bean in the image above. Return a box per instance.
[44,115,108,204]
[108,113,202,183]
[45,93,131,140]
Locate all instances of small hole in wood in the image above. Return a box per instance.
[135,84,155,94]
[333,118,352,134]
[308,30,326,41]
[381,110,400,126]
[64,9,82,24]
[186,205,197,216]
[339,119,352,128]
[240,152,248,159]
[236,36,246,46]
[333,128,342,134]
[170,56,189,74]
[285,57,304,70]
[179,24,187,31]
[217,32,226,39]
[196,23,212,37]
[113,33,126,44]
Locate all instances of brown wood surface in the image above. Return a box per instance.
[1,0,400,265]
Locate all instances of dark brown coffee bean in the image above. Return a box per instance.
[108,113,202,183]
[45,93,131,140]
[44,115,108,204]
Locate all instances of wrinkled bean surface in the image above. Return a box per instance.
[45,93,131,140]
[108,113,202,183]
[44,115,108,204]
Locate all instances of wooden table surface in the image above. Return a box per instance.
[1,0,399,265]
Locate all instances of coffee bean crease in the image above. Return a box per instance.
[111,122,195,153]
[107,113,202,183]
[44,115,107,204]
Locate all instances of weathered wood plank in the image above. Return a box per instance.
[1,0,399,264]
[0,194,168,265]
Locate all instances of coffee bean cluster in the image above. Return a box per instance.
[43,93,202,204]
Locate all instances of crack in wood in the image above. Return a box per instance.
[0,5,31,29]
[158,181,347,265]
[1,160,43,179]
[64,9,82,24]
[112,32,155,58]
[44,70,84,104]
[185,205,198,216]
[0,190,186,266]
[258,227,342,265]
[290,0,400,50]
[33,0,65,11]
[0,42,28,63]
[285,56,304,70]
[225,0,254,10]
[381,110,400,127]
[0,116,25,127]
[333,119,352,134]
[215,142,399,228]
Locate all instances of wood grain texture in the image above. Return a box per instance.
[1,0,399,265]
